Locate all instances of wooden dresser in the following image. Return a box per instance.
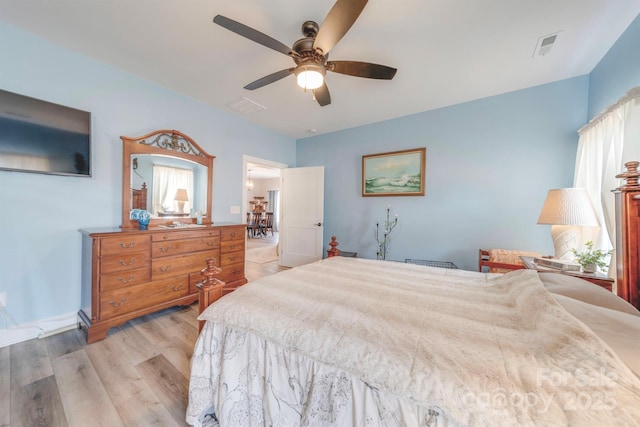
[79,223,246,342]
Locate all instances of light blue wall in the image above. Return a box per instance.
[588,14,640,119]
[0,22,295,325]
[298,77,589,270]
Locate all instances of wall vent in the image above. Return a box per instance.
[533,31,561,57]
[226,97,267,115]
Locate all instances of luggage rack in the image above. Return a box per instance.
[404,259,458,269]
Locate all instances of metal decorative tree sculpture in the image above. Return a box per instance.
[375,205,398,260]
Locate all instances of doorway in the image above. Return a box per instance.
[243,156,285,268]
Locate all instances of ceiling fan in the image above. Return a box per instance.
[213,0,397,107]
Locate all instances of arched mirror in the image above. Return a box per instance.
[120,129,214,229]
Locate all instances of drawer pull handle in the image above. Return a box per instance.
[206,241,216,246]
[229,256,238,261]
[109,298,127,307]
[171,284,184,291]
[119,258,135,266]
[163,236,169,240]
[118,275,135,283]
[159,265,172,272]
[232,269,242,275]
[119,242,136,248]
[159,245,174,252]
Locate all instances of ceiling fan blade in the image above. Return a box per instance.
[327,61,397,80]
[313,0,368,55]
[313,83,331,107]
[213,15,297,58]
[244,68,294,90]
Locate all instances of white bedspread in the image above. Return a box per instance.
[188,257,640,426]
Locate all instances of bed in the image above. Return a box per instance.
[186,256,640,427]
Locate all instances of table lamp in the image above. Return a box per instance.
[174,188,189,213]
[537,188,600,260]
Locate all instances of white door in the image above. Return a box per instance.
[280,166,325,267]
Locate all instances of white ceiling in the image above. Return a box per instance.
[1,1,639,139]
[248,163,281,180]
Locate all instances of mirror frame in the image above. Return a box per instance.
[120,129,214,229]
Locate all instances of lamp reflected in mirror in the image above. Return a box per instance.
[174,188,189,213]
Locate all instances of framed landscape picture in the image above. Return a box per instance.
[362,148,426,196]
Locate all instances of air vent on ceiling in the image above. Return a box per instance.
[533,31,561,57]
[226,97,267,115]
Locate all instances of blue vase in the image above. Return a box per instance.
[138,218,150,230]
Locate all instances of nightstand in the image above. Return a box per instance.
[520,256,613,292]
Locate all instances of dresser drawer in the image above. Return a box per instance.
[152,237,220,258]
[218,262,245,284]
[220,251,245,267]
[220,226,245,242]
[189,272,204,295]
[152,250,219,280]
[100,235,150,255]
[220,239,245,253]
[153,228,220,242]
[99,276,188,319]
[100,267,151,292]
[101,252,151,274]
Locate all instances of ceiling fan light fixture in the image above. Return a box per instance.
[295,64,325,90]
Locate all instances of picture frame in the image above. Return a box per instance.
[362,147,426,197]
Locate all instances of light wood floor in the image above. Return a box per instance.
[1,234,286,427]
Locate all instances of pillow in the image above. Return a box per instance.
[539,272,640,316]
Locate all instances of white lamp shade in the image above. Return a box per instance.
[537,188,600,260]
[295,65,324,90]
[174,188,189,213]
[537,188,600,226]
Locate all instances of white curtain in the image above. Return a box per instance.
[268,190,280,232]
[574,86,640,277]
[152,165,194,215]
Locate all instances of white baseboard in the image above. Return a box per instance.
[0,312,79,348]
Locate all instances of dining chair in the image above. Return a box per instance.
[246,212,262,238]
[261,212,274,236]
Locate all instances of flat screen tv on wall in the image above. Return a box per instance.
[0,88,91,177]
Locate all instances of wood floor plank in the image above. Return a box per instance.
[52,349,123,426]
[130,309,183,345]
[0,346,10,427]
[166,315,199,344]
[105,322,159,366]
[137,354,189,426]
[86,337,179,426]
[10,375,67,427]
[45,327,86,360]
[246,260,288,282]
[156,333,195,379]
[167,304,199,329]
[10,338,53,389]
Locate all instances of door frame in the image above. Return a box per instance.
[242,155,288,224]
